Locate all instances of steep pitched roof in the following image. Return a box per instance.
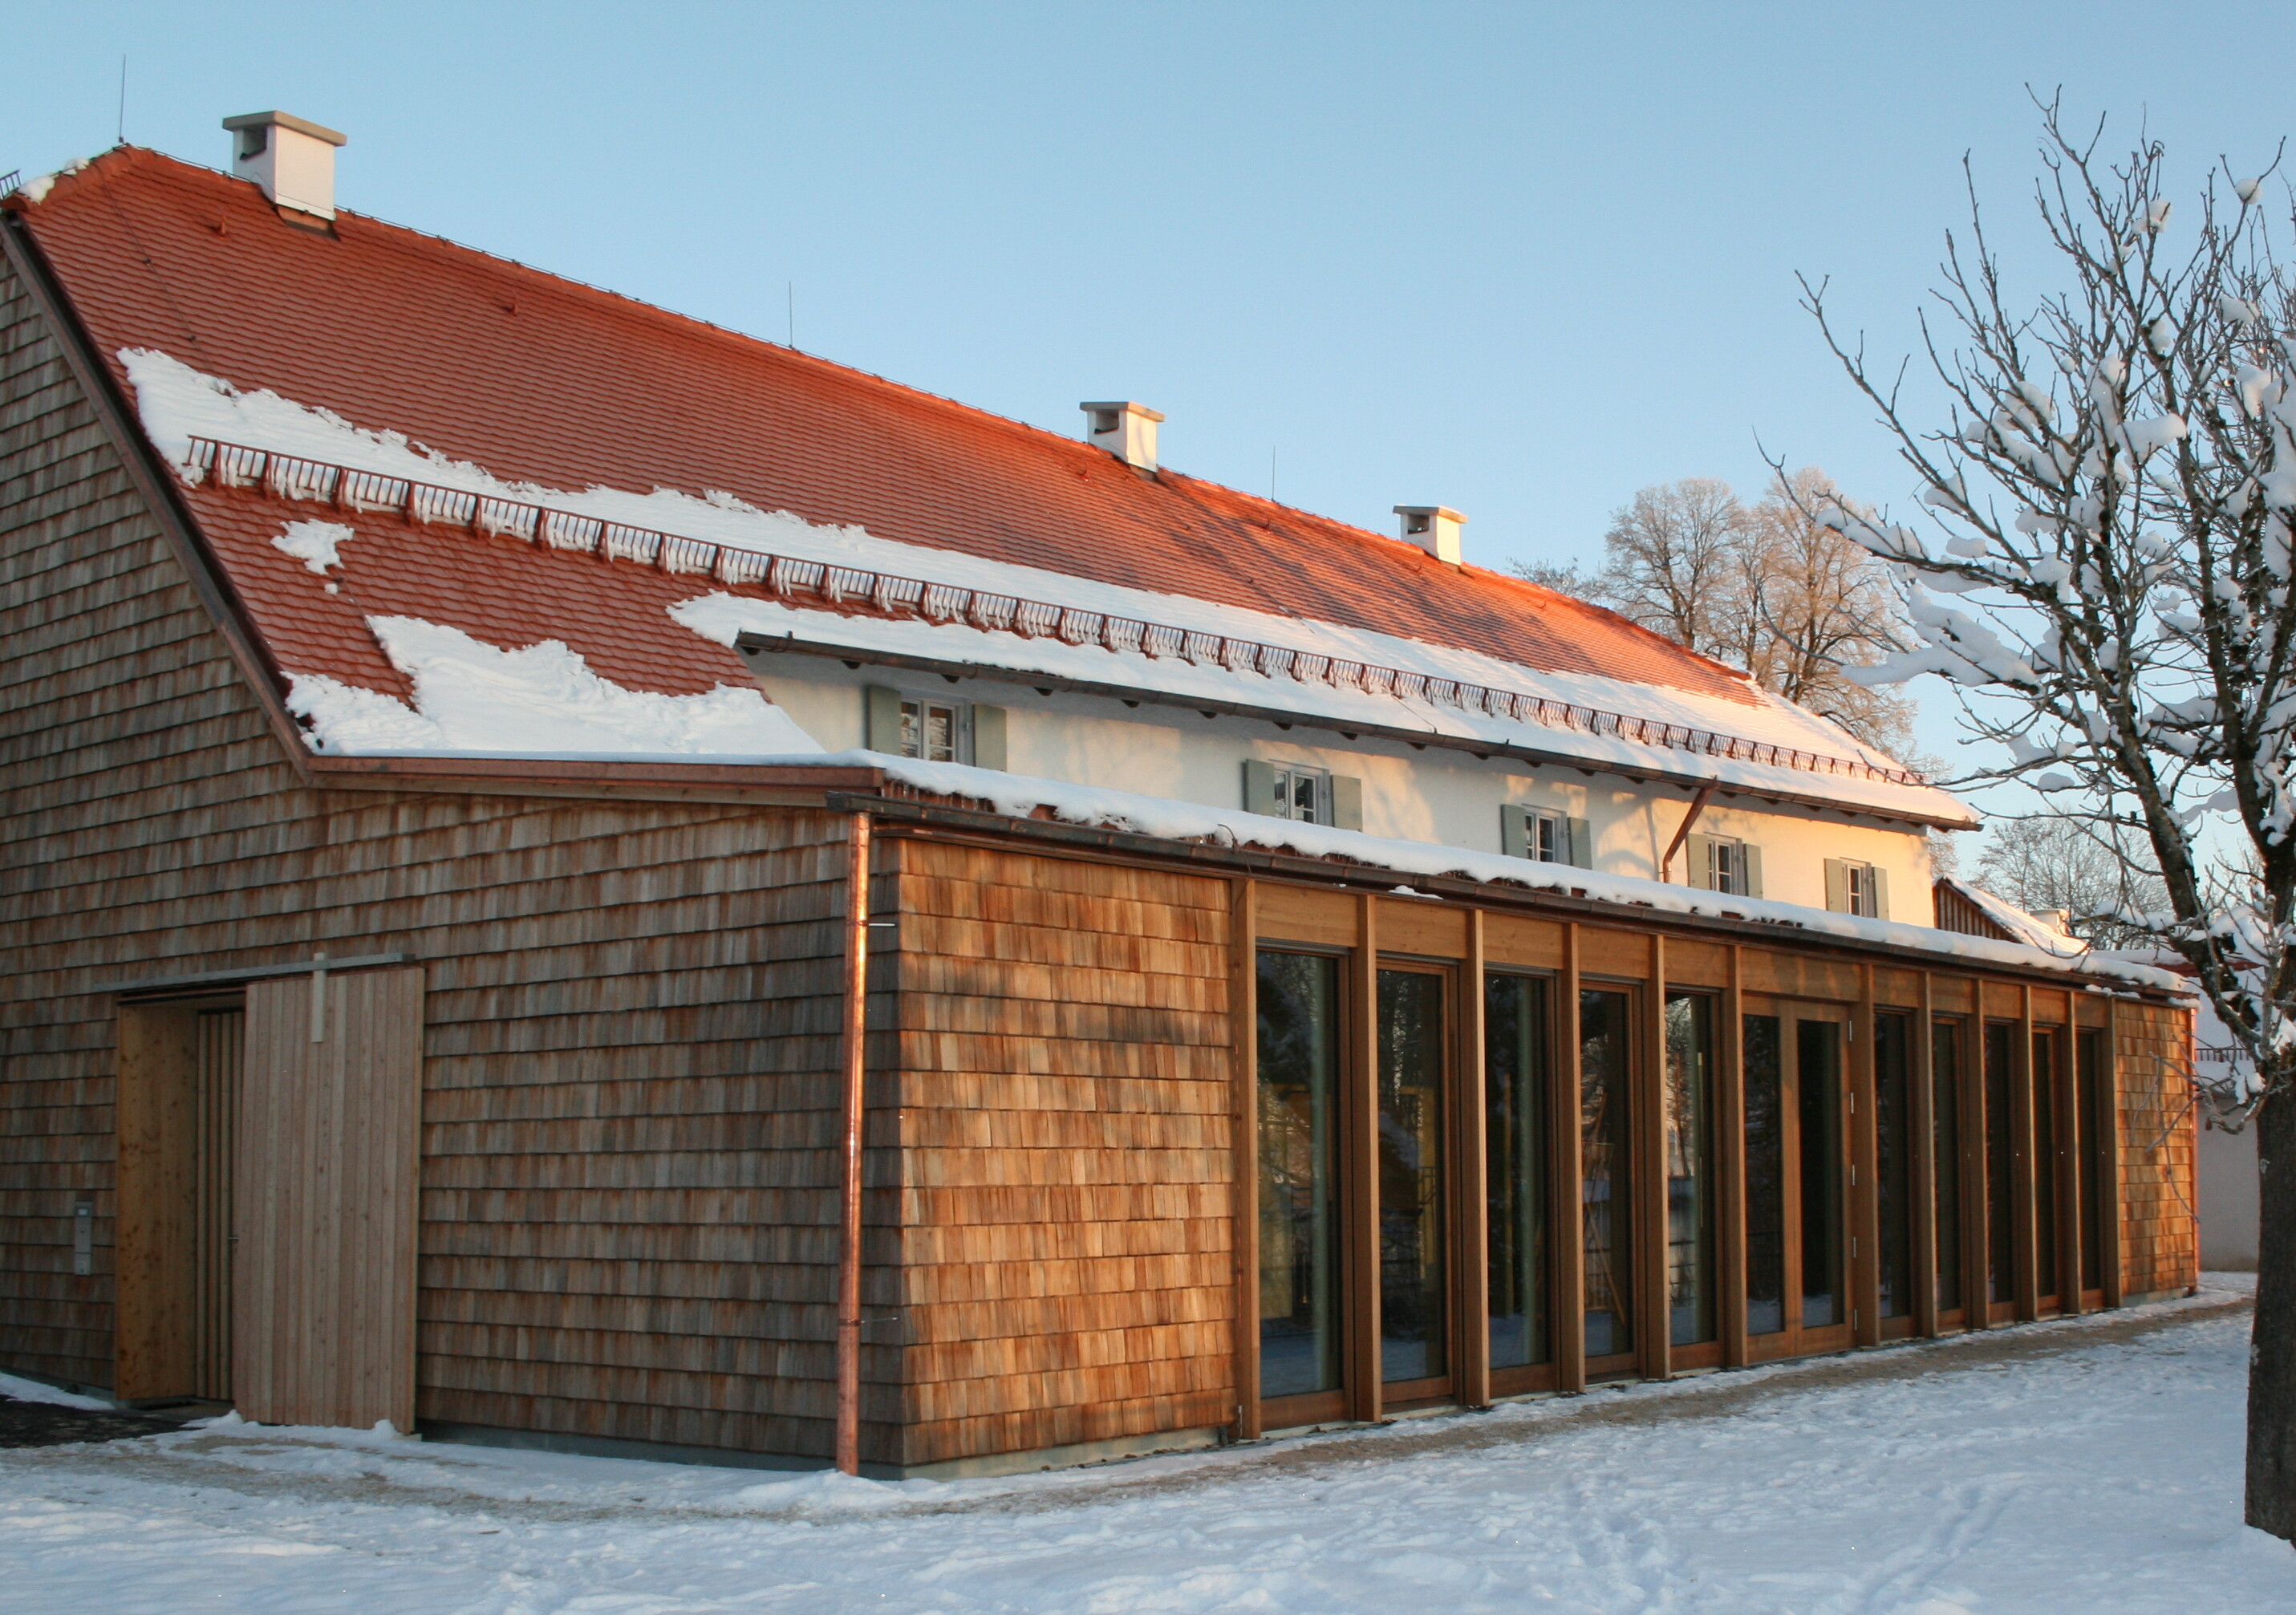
[10,147,1969,823]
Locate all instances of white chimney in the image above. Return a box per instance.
[222,111,347,221]
[1394,505,1466,565]
[1081,401,1162,471]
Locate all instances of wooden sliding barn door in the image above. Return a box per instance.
[234,966,424,1430]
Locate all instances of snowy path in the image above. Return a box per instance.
[2,1284,2288,1613]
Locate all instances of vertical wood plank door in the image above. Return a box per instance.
[235,966,424,1431]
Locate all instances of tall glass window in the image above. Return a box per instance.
[1985,1022,2016,1305]
[1933,1020,1963,1312]
[1256,951,1341,1398]
[1377,969,1447,1384]
[1744,1013,1787,1335]
[2079,1029,2109,1293]
[1875,1012,1914,1319]
[1580,989,1635,1359]
[1486,973,1549,1370]
[1799,1021,1845,1327]
[2033,1029,2061,1300]
[1663,993,1717,1345]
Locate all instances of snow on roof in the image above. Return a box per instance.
[1939,877,2088,956]
[121,345,1971,826]
[13,148,1972,826]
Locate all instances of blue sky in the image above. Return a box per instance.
[11,2,2292,786]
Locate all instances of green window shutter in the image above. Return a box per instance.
[970,704,1007,771]
[1742,843,1765,899]
[1567,817,1592,869]
[1243,759,1279,816]
[864,686,904,755]
[1685,833,1714,889]
[1872,865,1890,920]
[1824,858,1850,913]
[1500,805,1529,859]
[1329,775,1364,832]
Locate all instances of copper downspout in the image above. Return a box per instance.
[1660,783,1717,885]
[835,811,871,1476]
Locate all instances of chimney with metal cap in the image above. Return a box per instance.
[1080,401,1162,471]
[1394,505,1466,565]
[222,111,347,221]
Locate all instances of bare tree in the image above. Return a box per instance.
[1802,97,2296,1536]
[1515,472,1919,757]
[1582,477,1744,656]
[1734,470,1921,757]
[1972,814,2169,947]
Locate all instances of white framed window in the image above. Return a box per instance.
[1243,760,1363,830]
[1827,858,1889,919]
[899,694,963,762]
[1500,805,1589,866]
[1686,833,1763,897]
[864,686,1007,769]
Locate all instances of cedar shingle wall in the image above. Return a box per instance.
[2118,1000,2198,1299]
[890,838,1234,1469]
[0,247,883,1455]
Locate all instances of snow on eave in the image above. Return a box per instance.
[342,745,2171,990]
[119,347,1970,828]
[1941,877,2088,957]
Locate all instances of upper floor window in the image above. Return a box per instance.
[864,685,1007,769]
[1244,760,1363,829]
[1827,858,1889,919]
[1501,805,1589,866]
[1685,833,1763,897]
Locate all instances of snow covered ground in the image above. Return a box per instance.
[1,1283,2284,1613]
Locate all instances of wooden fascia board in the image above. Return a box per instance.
[738,632,1973,832]
[304,753,885,805]
[0,210,319,779]
[840,792,2182,1002]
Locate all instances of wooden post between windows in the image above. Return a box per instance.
[1555,923,1587,1395]
[1230,877,1261,1440]
[2055,988,2083,1313]
[2014,986,2039,1322]
[1349,894,1381,1423]
[1852,964,1880,1348]
[1911,972,1939,1339]
[1639,933,1670,1382]
[2100,997,2125,1309]
[1458,909,1491,1409]
[1718,945,1748,1369]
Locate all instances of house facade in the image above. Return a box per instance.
[0,124,2197,1476]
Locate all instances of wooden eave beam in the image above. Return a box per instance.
[838,794,2187,1004]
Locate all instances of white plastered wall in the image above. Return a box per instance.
[745,655,1941,922]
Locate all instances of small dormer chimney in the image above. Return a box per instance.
[1081,401,1162,471]
[1394,505,1466,565]
[222,111,347,221]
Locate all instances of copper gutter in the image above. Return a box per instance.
[834,810,872,1476]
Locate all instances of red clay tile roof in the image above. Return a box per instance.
[19,147,1767,711]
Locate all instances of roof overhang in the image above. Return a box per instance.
[733,631,1978,831]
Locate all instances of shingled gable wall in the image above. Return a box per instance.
[0,227,893,1459]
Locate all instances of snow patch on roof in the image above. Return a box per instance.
[120,347,1970,825]
[272,518,353,574]
[288,617,822,757]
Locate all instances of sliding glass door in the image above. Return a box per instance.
[1741,998,1852,1356]
[1486,973,1549,1377]
[1580,988,1635,1364]
[1377,968,1450,1392]
[1256,952,1343,1409]
[1663,993,1718,1347]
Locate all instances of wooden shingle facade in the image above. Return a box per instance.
[0,141,2199,1478]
